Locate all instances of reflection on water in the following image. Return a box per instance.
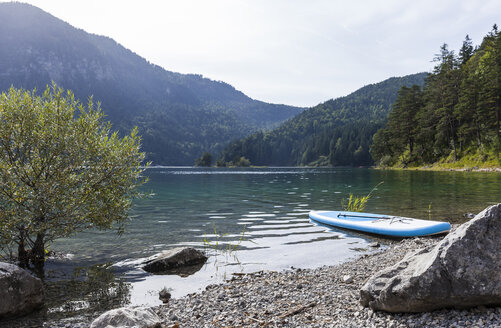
[45,264,131,316]
[2,264,131,327]
[5,167,500,326]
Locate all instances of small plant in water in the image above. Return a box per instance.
[342,182,384,212]
[203,223,249,257]
[202,223,254,278]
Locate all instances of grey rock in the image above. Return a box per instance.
[159,287,171,303]
[142,247,208,275]
[0,262,44,318]
[90,307,161,328]
[342,275,354,283]
[360,203,501,312]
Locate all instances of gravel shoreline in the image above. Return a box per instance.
[4,230,500,327]
[156,234,501,328]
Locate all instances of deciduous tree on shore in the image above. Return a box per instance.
[0,85,148,273]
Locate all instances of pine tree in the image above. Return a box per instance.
[426,44,461,160]
[476,26,501,147]
[459,35,474,66]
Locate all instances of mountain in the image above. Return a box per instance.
[0,2,303,164]
[219,72,427,166]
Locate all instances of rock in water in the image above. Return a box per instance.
[90,307,161,328]
[0,262,44,318]
[142,247,208,274]
[360,203,501,312]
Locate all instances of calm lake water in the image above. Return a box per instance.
[6,167,501,325]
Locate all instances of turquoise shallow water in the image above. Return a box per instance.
[6,167,501,325]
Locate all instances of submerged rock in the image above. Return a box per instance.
[142,247,208,275]
[90,307,161,328]
[360,203,501,312]
[0,262,45,318]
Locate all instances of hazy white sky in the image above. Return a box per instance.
[11,0,501,107]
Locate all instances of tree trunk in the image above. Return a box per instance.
[497,102,501,142]
[476,120,482,148]
[449,117,457,161]
[31,233,45,275]
[17,238,29,269]
[17,227,30,268]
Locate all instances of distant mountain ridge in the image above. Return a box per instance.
[219,72,427,166]
[0,2,304,164]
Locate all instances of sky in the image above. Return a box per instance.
[10,0,501,107]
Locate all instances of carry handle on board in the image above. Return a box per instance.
[337,213,410,224]
[337,213,392,220]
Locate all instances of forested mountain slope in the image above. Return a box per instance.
[0,3,303,164]
[371,27,501,168]
[219,73,427,166]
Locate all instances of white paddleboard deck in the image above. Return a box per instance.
[309,210,451,237]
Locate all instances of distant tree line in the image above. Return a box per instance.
[195,152,213,166]
[194,151,251,167]
[372,26,501,167]
[218,121,381,166]
[217,73,426,166]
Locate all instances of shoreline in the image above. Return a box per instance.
[5,230,500,327]
[153,233,501,327]
[375,166,501,173]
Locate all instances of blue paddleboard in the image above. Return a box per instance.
[309,211,451,237]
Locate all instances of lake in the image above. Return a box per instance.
[6,167,501,326]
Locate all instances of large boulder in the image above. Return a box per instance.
[142,247,207,275]
[90,307,161,328]
[0,262,45,318]
[360,203,501,312]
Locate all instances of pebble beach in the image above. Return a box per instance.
[5,229,501,327]
[157,234,501,328]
